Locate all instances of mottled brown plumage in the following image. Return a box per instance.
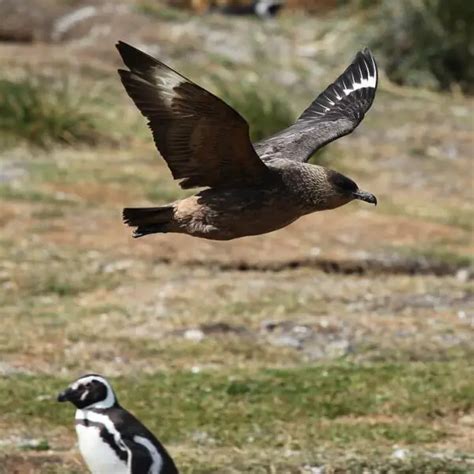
[117,42,378,240]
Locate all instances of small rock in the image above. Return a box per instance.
[190,431,215,445]
[456,268,471,282]
[392,448,409,460]
[302,466,325,474]
[325,339,351,358]
[459,414,474,426]
[103,259,133,273]
[309,246,321,257]
[292,325,310,335]
[184,329,205,342]
[272,335,301,349]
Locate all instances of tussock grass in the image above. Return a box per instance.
[215,80,295,142]
[370,0,474,93]
[0,75,101,148]
[136,1,189,22]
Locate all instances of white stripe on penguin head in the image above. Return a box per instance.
[71,374,117,409]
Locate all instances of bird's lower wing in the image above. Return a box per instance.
[255,49,378,163]
[117,41,270,189]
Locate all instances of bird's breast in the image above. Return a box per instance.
[76,423,129,474]
[75,410,129,474]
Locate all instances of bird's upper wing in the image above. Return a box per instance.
[117,41,270,189]
[115,408,179,474]
[255,49,378,163]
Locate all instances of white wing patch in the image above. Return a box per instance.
[126,66,185,110]
[133,436,164,474]
[152,66,185,108]
[342,56,377,95]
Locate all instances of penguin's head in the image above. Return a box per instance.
[57,374,117,409]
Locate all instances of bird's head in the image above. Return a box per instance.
[57,374,117,410]
[321,169,377,210]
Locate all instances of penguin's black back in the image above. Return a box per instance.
[95,405,178,473]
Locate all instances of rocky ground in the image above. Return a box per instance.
[0,1,473,472]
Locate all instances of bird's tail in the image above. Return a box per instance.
[123,206,175,238]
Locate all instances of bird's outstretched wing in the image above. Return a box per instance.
[255,49,378,163]
[117,41,269,189]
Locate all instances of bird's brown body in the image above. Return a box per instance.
[171,190,297,240]
[117,42,378,241]
[161,162,354,240]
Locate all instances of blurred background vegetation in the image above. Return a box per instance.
[368,0,474,93]
[0,0,472,148]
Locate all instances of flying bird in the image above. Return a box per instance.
[58,374,179,474]
[117,42,378,241]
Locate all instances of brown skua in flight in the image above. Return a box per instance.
[117,42,378,241]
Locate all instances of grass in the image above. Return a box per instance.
[215,79,295,142]
[136,0,191,22]
[0,361,473,471]
[400,246,474,268]
[0,185,78,205]
[0,9,473,472]
[369,0,474,92]
[0,75,102,148]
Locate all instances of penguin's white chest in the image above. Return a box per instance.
[76,423,128,474]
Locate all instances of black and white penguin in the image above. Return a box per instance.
[57,374,179,474]
[217,0,284,18]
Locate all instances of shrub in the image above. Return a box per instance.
[0,74,100,148]
[371,0,474,93]
[214,79,295,142]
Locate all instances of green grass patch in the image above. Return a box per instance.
[136,1,190,22]
[0,184,78,206]
[5,254,123,303]
[0,75,103,148]
[1,362,472,448]
[381,196,474,233]
[215,79,295,142]
[144,180,189,204]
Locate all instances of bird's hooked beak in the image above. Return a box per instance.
[353,189,377,205]
[57,388,72,403]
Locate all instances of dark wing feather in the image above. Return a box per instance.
[255,48,378,163]
[109,407,179,474]
[117,41,269,189]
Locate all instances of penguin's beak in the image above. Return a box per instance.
[57,388,72,402]
[353,189,377,206]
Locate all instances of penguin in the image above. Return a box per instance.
[57,374,179,474]
[217,0,284,18]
